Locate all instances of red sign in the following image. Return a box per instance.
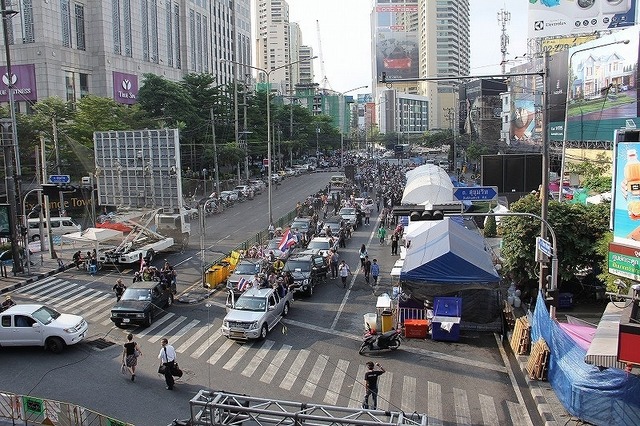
[262,159,269,166]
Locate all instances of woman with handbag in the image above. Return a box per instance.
[122,333,142,382]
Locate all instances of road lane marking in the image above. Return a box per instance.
[454,387,471,425]
[207,338,235,365]
[301,354,328,398]
[169,319,200,345]
[16,277,61,293]
[58,291,102,310]
[242,340,274,377]
[427,381,443,426]
[223,341,251,370]
[401,376,417,414]
[54,289,95,310]
[479,394,499,426]
[134,313,175,337]
[79,297,113,318]
[495,334,534,426]
[323,359,349,405]
[148,316,188,343]
[377,371,392,411]
[347,364,366,408]
[260,344,291,383]
[188,327,221,357]
[280,349,309,390]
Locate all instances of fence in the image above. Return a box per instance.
[0,391,132,426]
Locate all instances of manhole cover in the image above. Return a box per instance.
[85,337,117,350]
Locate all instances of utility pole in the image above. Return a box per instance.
[540,51,554,318]
[210,108,220,195]
[1,120,21,273]
[497,9,511,75]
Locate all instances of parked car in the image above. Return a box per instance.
[283,253,327,297]
[234,185,254,198]
[219,191,239,202]
[110,280,174,327]
[221,287,293,340]
[0,304,88,353]
[305,236,339,257]
[284,167,298,176]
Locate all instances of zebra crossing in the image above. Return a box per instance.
[13,277,528,425]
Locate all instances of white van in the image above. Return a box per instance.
[28,217,81,241]
[330,175,347,186]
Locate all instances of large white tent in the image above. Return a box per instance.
[401,164,454,205]
[62,228,123,251]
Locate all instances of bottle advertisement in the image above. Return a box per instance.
[613,137,640,248]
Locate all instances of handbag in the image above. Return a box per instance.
[134,349,141,357]
[171,363,183,378]
[158,365,167,375]
[121,363,127,375]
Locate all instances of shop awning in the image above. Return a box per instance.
[584,302,628,370]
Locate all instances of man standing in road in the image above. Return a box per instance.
[113,279,126,302]
[377,225,387,245]
[371,259,380,287]
[330,250,340,279]
[338,260,351,288]
[158,338,177,390]
[363,361,385,410]
[363,256,372,285]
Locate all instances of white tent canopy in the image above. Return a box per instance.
[402,164,453,205]
[62,227,123,251]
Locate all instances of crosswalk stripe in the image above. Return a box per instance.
[27,281,72,298]
[39,285,88,305]
[223,341,251,371]
[453,388,471,425]
[134,313,175,338]
[207,338,235,365]
[301,355,328,398]
[323,359,349,405]
[17,277,61,293]
[19,279,66,296]
[280,349,309,390]
[260,344,291,384]
[348,364,366,408]
[168,319,200,345]
[79,298,113,319]
[76,294,111,315]
[427,381,443,426]
[401,376,417,414]
[59,292,103,311]
[148,316,188,343]
[190,327,222,358]
[478,394,499,426]
[377,371,392,411]
[506,400,532,426]
[54,289,96,310]
[242,340,274,377]
[179,326,213,355]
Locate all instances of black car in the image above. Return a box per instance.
[283,253,328,297]
[110,280,173,327]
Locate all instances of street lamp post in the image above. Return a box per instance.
[559,39,630,201]
[221,56,317,226]
[337,85,368,168]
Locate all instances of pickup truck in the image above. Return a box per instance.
[110,280,173,327]
[0,304,88,353]
[283,253,328,297]
[221,287,293,340]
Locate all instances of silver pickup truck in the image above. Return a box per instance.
[221,287,293,340]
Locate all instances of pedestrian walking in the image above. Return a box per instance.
[158,338,177,390]
[330,251,340,279]
[113,279,126,302]
[338,260,351,289]
[122,333,142,381]
[377,225,387,245]
[363,361,385,410]
[363,256,372,285]
[390,232,399,255]
[359,244,368,268]
[371,259,380,286]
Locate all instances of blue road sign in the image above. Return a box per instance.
[453,186,498,201]
[48,175,70,184]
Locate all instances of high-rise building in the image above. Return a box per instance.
[372,0,470,130]
[298,46,315,85]
[254,0,291,92]
[0,1,251,110]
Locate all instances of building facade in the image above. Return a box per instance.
[0,0,252,110]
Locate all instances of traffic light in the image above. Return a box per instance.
[42,184,78,197]
[392,203,462,221]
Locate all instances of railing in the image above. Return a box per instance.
[0,391,133,426]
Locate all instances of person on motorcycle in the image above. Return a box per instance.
[363,362,385,410]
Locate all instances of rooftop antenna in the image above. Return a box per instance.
[497,8,511,75]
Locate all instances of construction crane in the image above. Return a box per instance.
[316,20,332,92]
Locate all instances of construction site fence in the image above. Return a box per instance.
[0,391,133,426]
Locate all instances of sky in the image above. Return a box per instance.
[285,0,528,96]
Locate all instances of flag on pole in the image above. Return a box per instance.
[278,230,297,252]
[237,277,250,291]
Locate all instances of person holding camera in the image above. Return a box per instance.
[363,361,385,410]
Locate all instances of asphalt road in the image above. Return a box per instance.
[0,171,542,426]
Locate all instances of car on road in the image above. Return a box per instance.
[290,217,315,238]
[221,287,293,340]
[318,218,343,238]
[110,280,174,327]
[234,185,254,198]
[338,207,358,229]
[0,304,88,353]
[265,238,293,261]
[283,253,327,297]
[226,259,264,291]
[305,236,338,258]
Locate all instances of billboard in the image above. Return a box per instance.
[375,1,419,80]
[0,64,37,102]
[528,0,637,38]
[611,129,640,252]
[506,58,544,147]
[540,34,599,53]
[112,71,139,105]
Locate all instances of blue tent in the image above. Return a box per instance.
[400,219,500,299]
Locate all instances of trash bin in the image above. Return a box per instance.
[363,313,377,333]
[380,310,393,332]
[431,297,462,342]
[205,264,226,287]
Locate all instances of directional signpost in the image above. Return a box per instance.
[48,175,70,184]
[453,186,498,202]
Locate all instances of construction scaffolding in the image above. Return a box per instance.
[188,390,427,426]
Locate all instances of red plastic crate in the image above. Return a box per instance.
[404,319,429,339]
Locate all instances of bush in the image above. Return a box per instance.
[484,215,497,238]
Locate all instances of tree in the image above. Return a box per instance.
[566,152,612,194]
[484,215,497,237]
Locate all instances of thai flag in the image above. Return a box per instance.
[278,230,297,252]
[237,277,250,291]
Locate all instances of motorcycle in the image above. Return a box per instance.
[358,324,402,354]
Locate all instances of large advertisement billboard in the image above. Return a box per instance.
[0,64,38,103]
[611,130,640,250]
[375,1,419,80]
[506,58,544,147]
[528,0,637,38]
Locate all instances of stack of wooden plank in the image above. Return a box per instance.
[503,300,516,331]
[510,316,531,355]
[526,338,550,380]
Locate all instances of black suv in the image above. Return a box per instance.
[283,253,327,297]
[110,280,173,327]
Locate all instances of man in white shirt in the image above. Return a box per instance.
[158,338,177,390]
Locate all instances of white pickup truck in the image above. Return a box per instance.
[221,287,293,340]
[0,304,88,353]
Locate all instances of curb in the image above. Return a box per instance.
[517,355,562,426]
[0,264,74,295]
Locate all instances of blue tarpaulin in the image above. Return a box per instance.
[531,293,640,426]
